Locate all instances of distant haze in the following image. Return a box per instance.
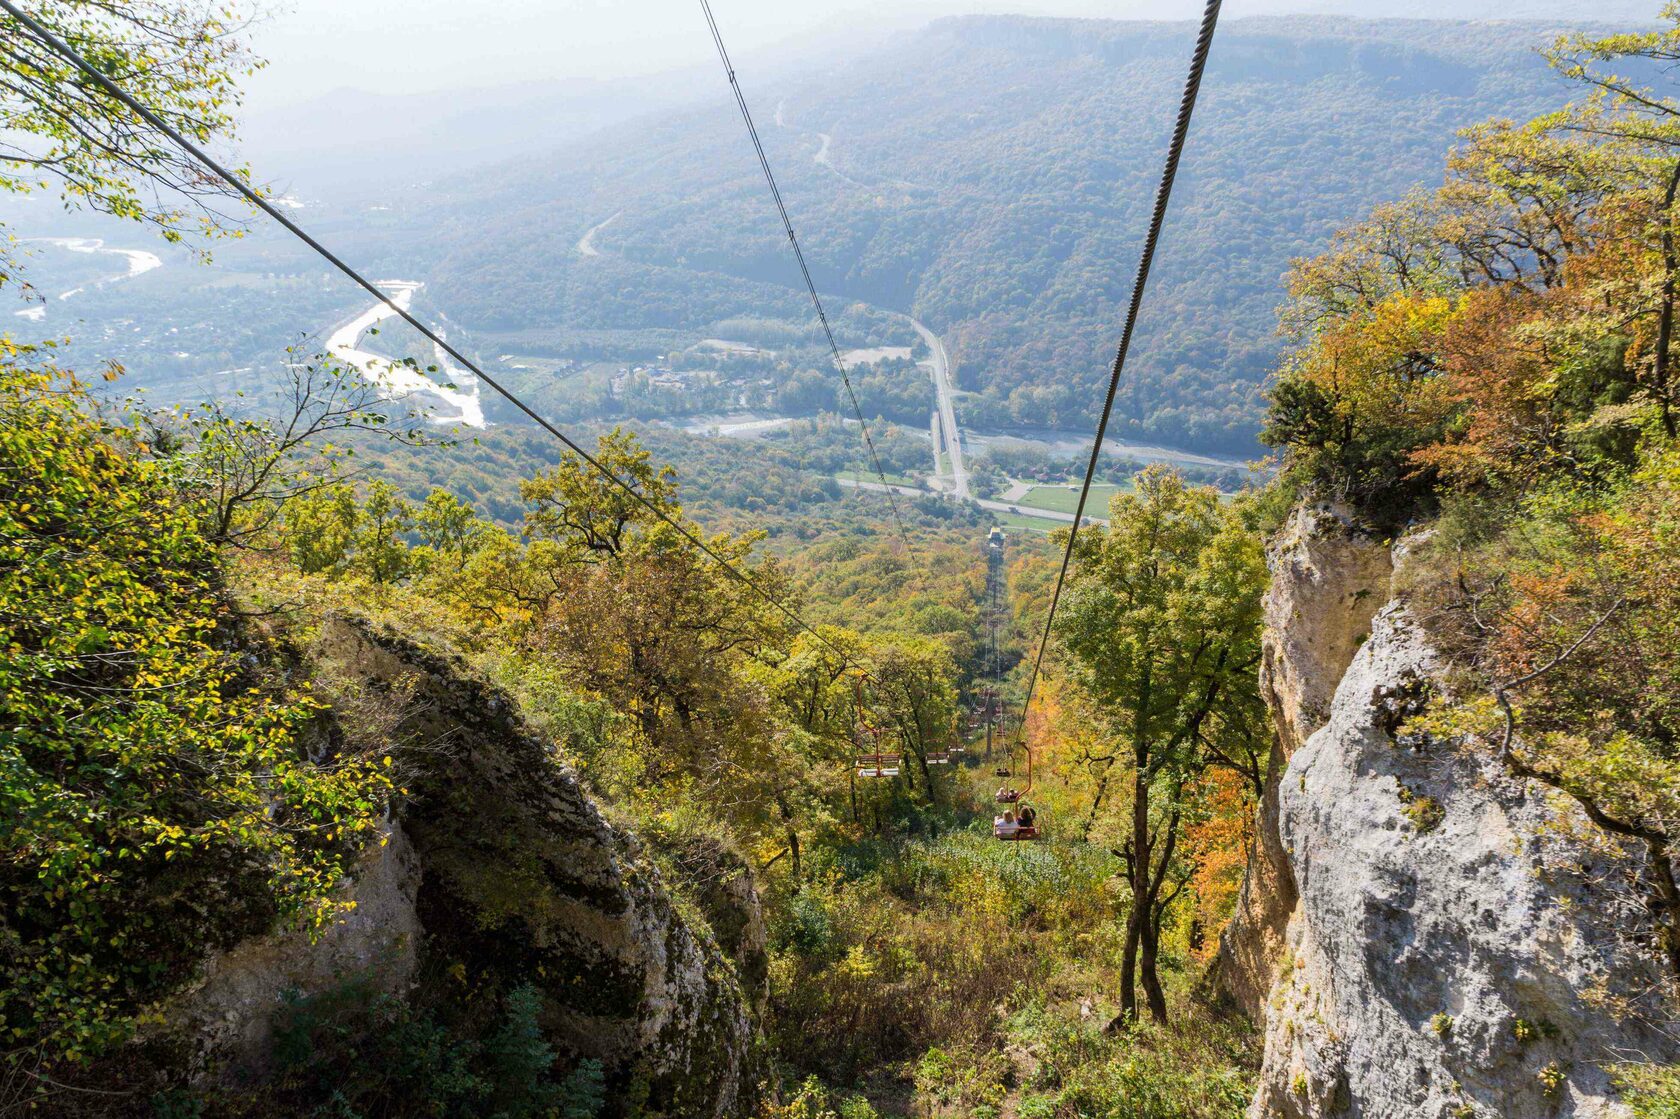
[245,0,1659,111]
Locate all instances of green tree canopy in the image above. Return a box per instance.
[1056,469,1267,1023]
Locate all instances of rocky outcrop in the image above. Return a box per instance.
[163,820,423,1078]
[1217,503,1391,1017]
[1257,503,1393,757]
[163,614,759,1118]
[647,831,771,1019]
[1249,601,1680,1118]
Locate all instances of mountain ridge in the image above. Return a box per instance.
[407,12,1594,452]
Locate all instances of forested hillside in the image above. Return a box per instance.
[416,14,1599,452]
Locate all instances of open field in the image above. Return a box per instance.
[1012,482,1127,515]
[990,509,1070,535]
[835,471,924,489]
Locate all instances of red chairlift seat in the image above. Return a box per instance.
[926,750,952,765]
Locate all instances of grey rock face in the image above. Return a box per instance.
[1250,604,1680,1118]
[164,615,759,1118]
[1219,503,1391,1017]
[164,821,423,1079]
[1258,503,1393,758]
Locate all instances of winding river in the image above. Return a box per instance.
[324,282,485,427]
[11,237,164,320]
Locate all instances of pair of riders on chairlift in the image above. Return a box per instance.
[993,802,1038,840]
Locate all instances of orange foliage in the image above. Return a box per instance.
[1408,287,1560,489]
[1183,768,1254,963]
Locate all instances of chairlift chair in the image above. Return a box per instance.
[855,752,902,778]
[996,804,1043,840]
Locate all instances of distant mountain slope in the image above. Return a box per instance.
[418,14,1597,453]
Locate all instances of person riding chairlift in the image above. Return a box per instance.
[993,809,1019,840]
[1016,803,1037,830]
[996,784,1020,803]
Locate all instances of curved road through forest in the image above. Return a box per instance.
[577,196,972,501]
[576,210,622,257]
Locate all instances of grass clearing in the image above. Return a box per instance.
[992,510,1067,535]
[1013,482,1127,515]
[836,471,924,489]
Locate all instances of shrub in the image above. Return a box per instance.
[0,360,390,1073]
[1616,1062,1680,1119]
[264,979,570,1118]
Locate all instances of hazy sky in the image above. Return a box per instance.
[242,0,1656,110]
[241,0,1276,109]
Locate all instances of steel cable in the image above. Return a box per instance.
[1013,0,1224,741]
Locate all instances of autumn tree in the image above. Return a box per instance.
[867,636,960,800]
[517,430,791,803]
[350,480,413,585]
[1055,469,1268,1024]
[285,480,358,575]
[1,0,265,286]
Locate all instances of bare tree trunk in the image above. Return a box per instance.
[1140,920,1169,1024]
[1118,750,1152,1025]
[1138,813,1181,1024]
[775,792,803,888]
[1118,903,1141,1025]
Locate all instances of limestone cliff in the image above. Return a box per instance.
[159,614,763,1118]
[1237,509,1680,1117]
[1217,504,1391,1017]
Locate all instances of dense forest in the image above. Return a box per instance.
[4,2,1680,1118]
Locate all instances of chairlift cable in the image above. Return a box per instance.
[697,0,926,573]
[0,0,865,672]
[1012,0,1223,748]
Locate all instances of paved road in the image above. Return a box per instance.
[576,211,621,257]
[908,316,969,499]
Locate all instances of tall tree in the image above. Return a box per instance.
[1056,469,1268,1024]
[518,430,790,802]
